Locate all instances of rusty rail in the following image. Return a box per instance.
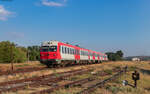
[0,69,92,93]
[31,67,124,94]
[0,67,47,76]
[77,67,127,94]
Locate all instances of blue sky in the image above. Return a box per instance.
[0,0,150,56]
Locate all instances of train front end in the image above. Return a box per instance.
[40,41,59,67]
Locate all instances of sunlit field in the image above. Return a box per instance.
[0,61,150,94]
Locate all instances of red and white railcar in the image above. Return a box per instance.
[40,40,108,67]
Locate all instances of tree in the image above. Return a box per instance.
[0,41,27,63]
[13,47,27,63]
[105,52,115,61]
[0,41,13,63]
[106,50,124,61]
[116,50,123,57]
[28,46,40,61]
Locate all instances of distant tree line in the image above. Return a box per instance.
[0,41,40,63]
[27,46,40,61]
[106,50,124,61]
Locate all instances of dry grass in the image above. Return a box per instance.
[1,61,150,94]
[0,61,43,72]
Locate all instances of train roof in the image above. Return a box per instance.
[42,40,106,56]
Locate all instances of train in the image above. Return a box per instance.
[40,40,108,67]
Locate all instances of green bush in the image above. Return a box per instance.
[0,41,27,63]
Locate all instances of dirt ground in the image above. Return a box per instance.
[0,61,43,72]
[0,61,150,94]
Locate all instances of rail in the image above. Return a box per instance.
[77,66,127,94]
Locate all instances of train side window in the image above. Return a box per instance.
[63,46,65,54]
[68,48,70,54]
[64,47,65,54]
[67,47,69,54]
[71,49,73,54]
[63,46,64,53]
[66,47,68,54]
[65,47,67,54]
[73,49,75,54]
[70,48,72,54]
[74,49,76,55]
[67,48,69,54]
[72,49,73,54]
[61,46,63,53]
[69,48,71,54]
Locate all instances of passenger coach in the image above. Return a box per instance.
[40,40,108,67]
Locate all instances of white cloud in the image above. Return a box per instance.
[0,5,13,21]
[41,0,67,7]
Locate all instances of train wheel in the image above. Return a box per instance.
[46,63,52,68]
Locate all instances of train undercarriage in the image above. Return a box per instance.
[40,59,102,68]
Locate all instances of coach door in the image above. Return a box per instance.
[77,49,80,60]
[75,49,80,60]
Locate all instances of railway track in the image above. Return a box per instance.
[0,62,101,76]
[30,67,126,94]
[0,67,47,76]
[0,68,92,93]
[0,64,127,94]
[77,67,127,94]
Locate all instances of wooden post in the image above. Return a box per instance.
[11,44,14,71]
[132,70,140,88]
[27,48,29,63]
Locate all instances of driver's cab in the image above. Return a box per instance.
[40,41,58,60]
